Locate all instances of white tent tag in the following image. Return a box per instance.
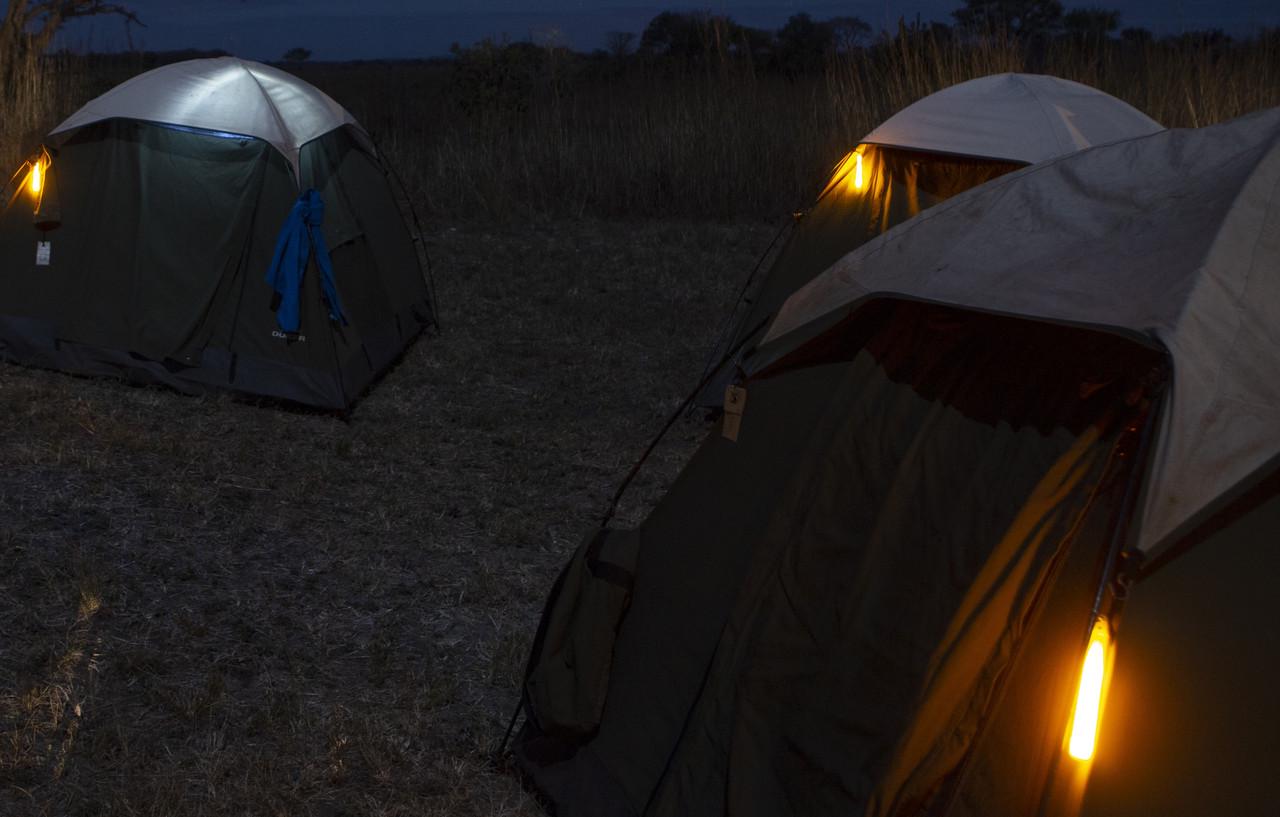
[35,241,51,266]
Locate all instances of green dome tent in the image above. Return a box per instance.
[699,73,1163,406]
[512,108,1280,816]
[0,57,434,409]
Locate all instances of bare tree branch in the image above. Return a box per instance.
[1,1,141,106]
[12,1,142,47]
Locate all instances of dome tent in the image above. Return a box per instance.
[0,57,434,410]
[513,108,1280,817]
[700,73,1162,405]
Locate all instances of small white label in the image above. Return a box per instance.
[35,241,51,266]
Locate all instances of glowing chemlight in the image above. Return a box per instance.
[1067,618,1111,761]
[29,159,42,195]
[819,148,870,199]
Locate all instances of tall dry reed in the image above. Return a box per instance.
[2,33,1278,221]
[1,49,55,172]
[1,50,104,176]
[1043,35,1280,127]
[380,29,1280,220]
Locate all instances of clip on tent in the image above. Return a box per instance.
[512,107,1280,817]
[0,57,435,410]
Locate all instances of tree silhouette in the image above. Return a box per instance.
[828,16,872,52]
[1062,7,1121,43]
[282,47,312,62]
[1120,26,1153,44]
[605,31,635,59]
[639,11,700,57]
[952,0,1064,38]
[1,1,141,97]
[639,11,742,60]
[775,13,833,73]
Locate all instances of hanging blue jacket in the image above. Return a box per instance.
[265,189,346,333]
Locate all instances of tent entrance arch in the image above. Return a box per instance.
[516,298,1171,817]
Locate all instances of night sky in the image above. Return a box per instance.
[56,1,1280,61]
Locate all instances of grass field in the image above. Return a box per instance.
[2,29,1279,816]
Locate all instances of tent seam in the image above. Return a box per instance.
[1015,74,1075,157]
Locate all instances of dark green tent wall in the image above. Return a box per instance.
[516,300,1168,817]
[0,59,433,410]
[1078,490,1280,817]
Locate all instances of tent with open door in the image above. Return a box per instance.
[699,73,1162,406]
[0,57,435,410]
[512,106,1280,817]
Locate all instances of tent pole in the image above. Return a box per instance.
[690,215,795,408]
[601,316,770,529]
[1088,391,1162,622]
[1033,382,1165,817]
[368,132,439,330]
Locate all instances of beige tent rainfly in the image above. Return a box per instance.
[514,108,1279,817]
[860,72,1163,163]
[701,73,1163,405]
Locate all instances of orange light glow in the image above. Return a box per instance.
[819,146,871,199]
[29,159,42,195]
[1067,618,1111,761]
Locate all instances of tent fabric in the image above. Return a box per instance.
[50,57,359,180]
[700,146,1023,404]
[1080,491,1280,817]
[927,462,1130,817]
[758,107,1280,556]
[698,74,1160,407]
[516,301,1162,817]
[0,101,432,409]
[861,73,1163,164]
[524,528,641,743]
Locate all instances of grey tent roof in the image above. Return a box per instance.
[860,73,1164,163]
[51,57,360,180]
[758,107,1280,556]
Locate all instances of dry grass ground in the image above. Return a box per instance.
[0,217,776,815]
